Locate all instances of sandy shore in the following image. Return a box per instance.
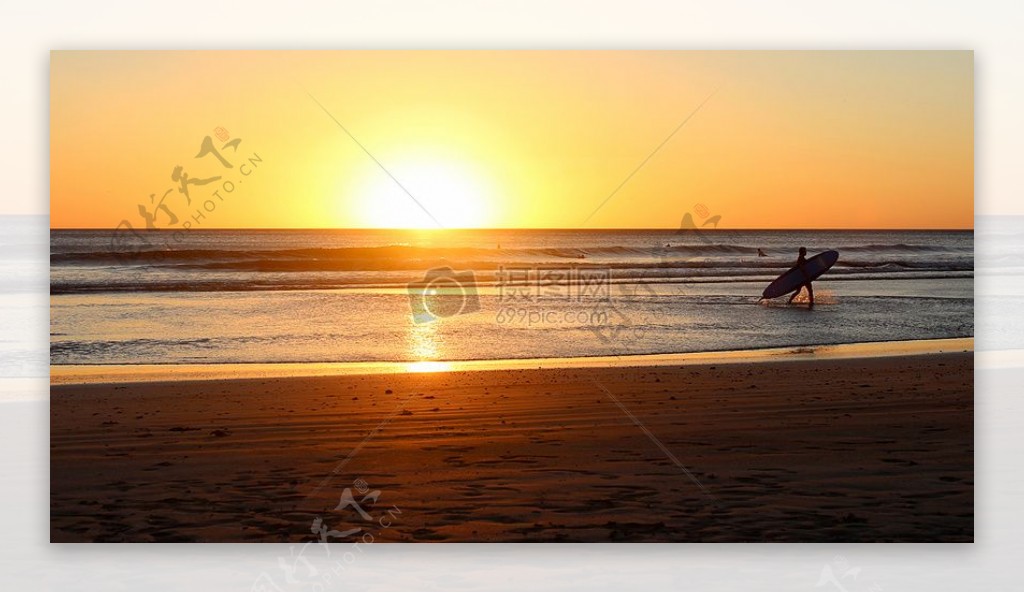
[51,351,973,542]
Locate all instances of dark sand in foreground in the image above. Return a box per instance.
[51,352,973,542]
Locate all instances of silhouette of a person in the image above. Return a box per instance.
[788,246,814,309]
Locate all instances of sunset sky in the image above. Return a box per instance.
[50,51,973,229]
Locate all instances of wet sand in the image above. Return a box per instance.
[50,351,973,542]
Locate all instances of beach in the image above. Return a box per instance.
[50,344,973,543]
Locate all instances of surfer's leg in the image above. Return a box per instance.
[807,282,814,309]
[788,287,800,303]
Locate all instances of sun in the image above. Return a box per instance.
[349,158,494,228]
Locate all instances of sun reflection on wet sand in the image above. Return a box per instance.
[48,338,975,385]
[405,360,453,373]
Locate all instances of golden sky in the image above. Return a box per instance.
[50,50,973,229]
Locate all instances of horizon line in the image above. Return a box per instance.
[48,226,976,232]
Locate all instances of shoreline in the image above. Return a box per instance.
[51,337,973,386]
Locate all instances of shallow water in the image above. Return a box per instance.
[50,228,974,365]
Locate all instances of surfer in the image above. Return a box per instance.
[757,248,767,257]
[788,247,814,309]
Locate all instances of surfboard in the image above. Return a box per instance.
[761,250,839,300]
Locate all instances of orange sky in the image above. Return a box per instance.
[50,51,973,229]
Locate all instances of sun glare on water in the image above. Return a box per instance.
[351,158,494,229]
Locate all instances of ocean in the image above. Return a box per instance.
[50,228,974,365]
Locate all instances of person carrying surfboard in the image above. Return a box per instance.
[787,247,814,308]
[760,248,838,306]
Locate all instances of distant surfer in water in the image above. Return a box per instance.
[757,248,767,257]
[788,247,814,309]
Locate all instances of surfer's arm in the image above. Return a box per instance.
[796,260,811,282]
